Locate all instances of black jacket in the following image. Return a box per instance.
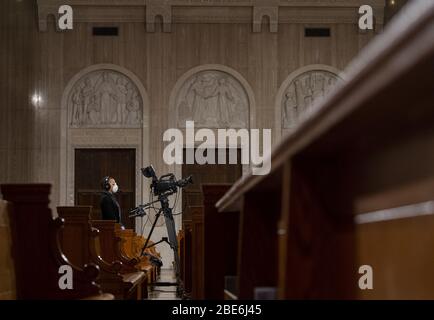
[100,191,121,223]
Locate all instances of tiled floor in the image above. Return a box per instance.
[148,269,180,300]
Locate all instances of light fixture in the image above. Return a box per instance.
[31,93,42,107]
[390,0,395,5]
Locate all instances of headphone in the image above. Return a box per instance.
[101,176,111,191]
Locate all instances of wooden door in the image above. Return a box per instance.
[74,148,136,229]
[182,148,242,213]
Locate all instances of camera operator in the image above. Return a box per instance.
[100,176,123,227]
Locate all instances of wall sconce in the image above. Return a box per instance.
[31,93,42,107]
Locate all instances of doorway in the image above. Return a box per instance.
[74,148,136,229]
[182,148,242,212]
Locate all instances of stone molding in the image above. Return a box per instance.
[37,0,385,32]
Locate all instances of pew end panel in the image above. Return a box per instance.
[0,200,16,299]
[91,219,148,298]
[202,184,239,300]
[0,184,106,299]
[57,206,146,300]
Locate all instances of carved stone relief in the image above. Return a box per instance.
[176,71,249,128]
[67,70,142,128]
[282,70,341,128]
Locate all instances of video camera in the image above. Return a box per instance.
[141,165,193,196]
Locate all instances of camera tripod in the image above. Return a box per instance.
[130,190,185,298]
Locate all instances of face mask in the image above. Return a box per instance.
[112,184,119,193]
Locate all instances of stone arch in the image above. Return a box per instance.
[60,64,150,211]
[275,64,343,140]
[167,64,256,228]
[169,64,256,130]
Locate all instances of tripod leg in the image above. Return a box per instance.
[141,210,161,257]
[163,211,181,279]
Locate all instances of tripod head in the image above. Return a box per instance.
[130,166,193,217]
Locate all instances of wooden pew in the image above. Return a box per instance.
[179,185,239,300]
[91,220,138,272]
[0,200,16,299]
[115,228,155,283]
[202,184,239,300]
[0,184,113,300]
[91,220,148,298]
[216,1,434,299]
[141,237,162,270]
[145,238,162,279]
[177,229,185,287]
[131,236,162,282]
[118,229,162,281]
[116,228,135,259]
[181,219,193,295]
[190,206,204,299]
[57,206,145,300]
